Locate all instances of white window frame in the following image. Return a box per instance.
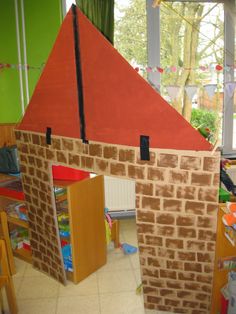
[146,0,235,156]
[222,0,235,156]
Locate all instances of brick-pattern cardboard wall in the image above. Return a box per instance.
[15,130,220,313]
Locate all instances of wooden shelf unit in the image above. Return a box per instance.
[7,216,29,229]
[0,175,32,264]
[53,175,107,284]
[13,247,32,263]
[211,204,236,313]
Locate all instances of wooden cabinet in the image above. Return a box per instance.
[211,204,236,314]
[0,175,32,264]
[0,173,107,282]
[0,211,16,275]
[54,175,107,283]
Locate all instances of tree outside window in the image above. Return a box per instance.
[114,0,225,145]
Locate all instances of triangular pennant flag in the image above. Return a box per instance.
[225,82,236,98]
[165,85,181,101]
[185,85,198,101]
[204,84,217,99]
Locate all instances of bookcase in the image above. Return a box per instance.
[0,173,107,283]
[211,204,236,313]
[0,174,32,264]
[53,175,107,283]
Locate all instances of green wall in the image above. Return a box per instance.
[0,0,63,123]
[0,1,22,123]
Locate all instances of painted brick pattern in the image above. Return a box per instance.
[15,130,220,313]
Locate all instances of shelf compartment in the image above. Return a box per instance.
[55,194,67,202]
[13,248,32,263]
[0,177,24,201]
[7,216,29,229]
[66,271,74,281]
[53,175,106,284]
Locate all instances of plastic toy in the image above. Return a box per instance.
[104,219,111,244]
[222,202,236,226]
[136,283,143,295]
[58,213,69,224]
[197,126,212,142]
[62,244,73,272]
[58,213,70,237]
[121,243,137,255]
[220,159,236,196]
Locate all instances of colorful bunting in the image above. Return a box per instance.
[225,82,236,98]
[215,64,223,71]
[1,62,234,74]
[166,85,181,101]
[185,85,198,101]
[1,61,235,100]
[157,67,164,73]
[0,62,43,71]
[145,64,235,73]
[199,65,207,71]
[164,83,236,100]
[203,84,217,99]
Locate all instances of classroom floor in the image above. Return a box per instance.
[7,219,174,314]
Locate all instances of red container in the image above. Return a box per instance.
[221,292,229,314]
[23,242,31,251]
[0,187,24,200]
[52,165,89,181]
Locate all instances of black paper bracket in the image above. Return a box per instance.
[140,135,150,161]
[46,127,52,145]
[72,4,88,144]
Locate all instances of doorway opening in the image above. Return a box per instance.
[50,164,136,284]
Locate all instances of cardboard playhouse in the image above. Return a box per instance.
[16,5,220,314]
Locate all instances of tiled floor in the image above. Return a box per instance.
[5,219,174,314]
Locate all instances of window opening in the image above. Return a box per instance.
[159,1,224,146]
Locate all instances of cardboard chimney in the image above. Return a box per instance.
[16,5,219,313]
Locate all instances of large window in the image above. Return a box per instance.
[114,0,147,78]
[159,2,224,146]
[115,0,236,155]
[63,1,235,155]
[223,0,236,156]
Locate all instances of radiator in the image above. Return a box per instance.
[104,176,135,212]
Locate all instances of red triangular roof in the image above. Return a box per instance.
[18,6,212,151]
